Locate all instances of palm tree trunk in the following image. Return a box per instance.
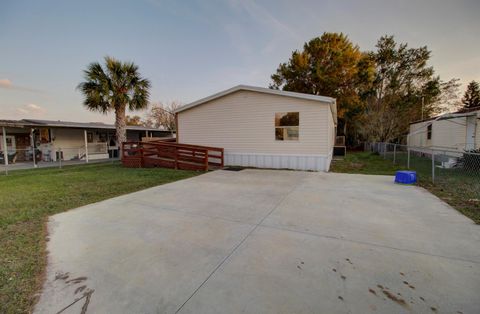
[115,105,127,157]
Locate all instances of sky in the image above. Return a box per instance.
[1,0,479,123]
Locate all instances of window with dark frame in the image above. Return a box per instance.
[275,112,299,141]
[427,124,432,140]
[87,132,94,143]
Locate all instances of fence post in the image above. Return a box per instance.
[2,126,9,175]
[407,148,410,169]
[431,151,435,183]
[383,143,386,159]
[393,144,396,164]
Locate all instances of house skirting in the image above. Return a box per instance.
[224,151,333,172]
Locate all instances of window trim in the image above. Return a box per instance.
[427,124,432,140]
[275,112,299,141]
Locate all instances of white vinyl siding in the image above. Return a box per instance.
[177,90,332,156]
[432,118,467,150]
[476,115,480,149]
[409,114,479,151]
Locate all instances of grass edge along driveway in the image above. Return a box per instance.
[0,162,199,314]
[330,151,479,224]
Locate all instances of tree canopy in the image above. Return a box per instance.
[270,33,460,144]
[77,56,151,145]
[462,80,480,109]
[271,32,373,137]
[125,115,144,126]
[145,101,181,131]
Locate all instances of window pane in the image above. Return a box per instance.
[285,127,299,140]
[275,128,284,140]
[275,112,299,127]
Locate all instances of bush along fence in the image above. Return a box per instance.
[365,142,480,200]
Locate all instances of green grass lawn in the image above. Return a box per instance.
[0,162,200,314]
[331,152,480,224]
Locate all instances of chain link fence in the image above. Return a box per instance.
[365,142,480,198]
[1,145,120,175]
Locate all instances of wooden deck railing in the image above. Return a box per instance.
[121,141,223,171]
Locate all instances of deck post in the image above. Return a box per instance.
[204,149,209,171]
[84,129,89,163]
[174,146,178,169]
[2,126,8,175]
[221,149,224,167]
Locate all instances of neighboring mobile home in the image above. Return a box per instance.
[408,106,480,152]
[0,119,171,164]
[175,85,337,171]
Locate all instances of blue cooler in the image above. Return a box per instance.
[395,170,417,184]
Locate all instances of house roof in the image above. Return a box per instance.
[175,85,337,123]
[410,106,480,125]
[0,119,169,132]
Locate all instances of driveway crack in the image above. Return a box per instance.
[174,177,305,313]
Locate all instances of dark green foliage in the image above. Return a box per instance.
[461,81,480,109]
[77,56,151,145]
[271,33,460,144]
[270,32,374,140]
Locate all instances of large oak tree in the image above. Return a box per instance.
[270,32,374,141]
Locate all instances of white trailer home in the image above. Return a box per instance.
[0,119,171,165]
[175,85,337,171]
[408,107,480,152]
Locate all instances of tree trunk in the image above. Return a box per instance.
[115,105,127,157]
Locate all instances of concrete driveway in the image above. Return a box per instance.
[35,169,480,314]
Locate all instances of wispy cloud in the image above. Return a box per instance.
[0,78,44,93]
[15,103,47,117]
[0,79,13,88]
[229,0,298,40]
[224,0,300,59]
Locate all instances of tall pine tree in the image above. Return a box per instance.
[462,81,480,109]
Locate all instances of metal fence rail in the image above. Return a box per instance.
[365,142,480,197]
[1,146,119,175]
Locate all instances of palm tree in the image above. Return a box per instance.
[77,56,151,151]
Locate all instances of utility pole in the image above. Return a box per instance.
[421,96,425,120]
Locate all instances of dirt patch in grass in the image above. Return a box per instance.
[0,162,200,313]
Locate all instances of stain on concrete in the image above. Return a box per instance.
[74,285,87,294]
[66,276,87,284]
[382,289,408,308]
[54,272,69,281]
[402,280,415,290]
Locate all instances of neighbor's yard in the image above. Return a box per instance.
[331,151,480,224]
[0,162,199,314]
